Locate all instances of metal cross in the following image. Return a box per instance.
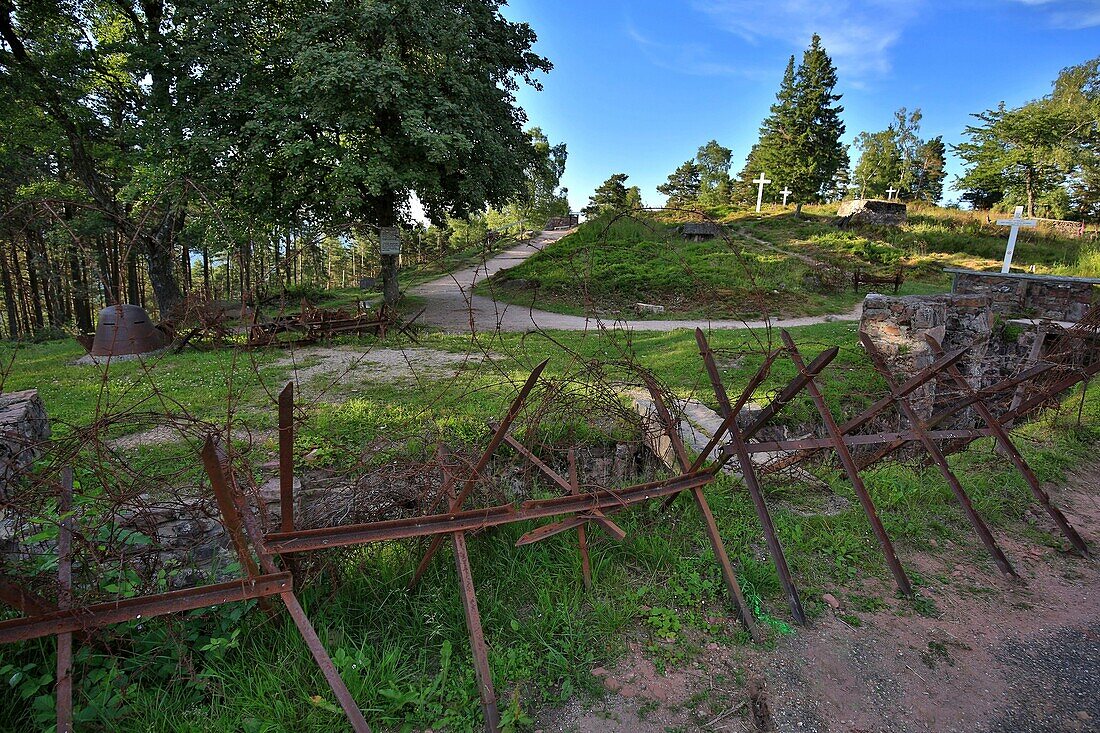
[996,205,1037,273]
[753,173,772,213]
[780,186,793,206]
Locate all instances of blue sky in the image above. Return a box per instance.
[503,0,1100,209]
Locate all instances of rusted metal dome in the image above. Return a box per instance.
[90,304,171,357]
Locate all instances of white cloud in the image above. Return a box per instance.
[626,22,771,78]
[1010,0,1100,29]
[689,0,923,79]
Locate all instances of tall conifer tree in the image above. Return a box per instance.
[736,35,847,215]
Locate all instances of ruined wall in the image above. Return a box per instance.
[948,269,1099,322]
[0,390,50,499]
[859,294,1000,419]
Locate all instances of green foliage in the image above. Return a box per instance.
[583,173,632,217]
[737,36,848,210]
[956,55,1099,218]
[658,160,702,208]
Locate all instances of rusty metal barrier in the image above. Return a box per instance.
[1,322,1096,732]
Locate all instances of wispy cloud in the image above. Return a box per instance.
[689,0,923,80]
[1010,0,1100,29]
[625,22,772,79]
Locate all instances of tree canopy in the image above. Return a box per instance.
[0,0,552,321]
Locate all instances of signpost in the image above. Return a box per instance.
[780,187,793,206]
[753,173,772,213]
[996,206,1037,273]
[379,227,402,256]
[379,227,401,305]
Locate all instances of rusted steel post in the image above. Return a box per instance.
[643,377,763,642]
[859,333,1018,577]
[695,329,806,623]
[569,449,593,591]
[437,457,501,733]
[280,591,373,733]
[780,331,913,596]
[56,468,74,733]
[660,347,781,512]
[923,335,1089,556]
[278,382,295,533]
[204,438,370,731]
[200,438,266,594]
[411,359,549,588]
[452,530,500,732]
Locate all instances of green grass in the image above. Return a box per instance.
[2,324,1099,730]
[476,205,1099,322]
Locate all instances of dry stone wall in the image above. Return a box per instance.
[948,269,1099,322]
[0,390,50,499]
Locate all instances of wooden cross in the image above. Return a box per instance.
[753,173,771,213]
[885,186,898,200]
[780,186,793,206]
[996,206,1037,273]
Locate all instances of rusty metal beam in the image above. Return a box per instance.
[279,382,295,533]
[642,375,763,642]
[570,449,593,592]
[923,334,1089,557]
[279,592,372,733]
[440,470,500,733]
[781,332,912,596]
[695,329,806,625]
[267,472,714,554]
[852,360,1069,472]
[0,574,292,644]
[411,359,549,588]
[860,333,1018,577]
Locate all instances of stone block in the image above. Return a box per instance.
[836,199,907,226]
[0,390,50,499]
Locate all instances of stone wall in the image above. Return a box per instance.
[836,199,907,226]
[0,390,50,499]
[948,269,1099,322]
[859,293,998,419]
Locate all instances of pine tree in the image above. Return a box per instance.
[736,36,847,215]
[583,173,631,217]
[657,160,702,208]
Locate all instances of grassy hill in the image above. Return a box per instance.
[476,204,1100,320]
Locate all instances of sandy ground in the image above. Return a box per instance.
[411,229,863,334]
[534,462,1100,733]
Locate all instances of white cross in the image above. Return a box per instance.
[885,186,898,200]
[753,173,772,213]
[780,187,793,206]
[996,205,1037,273]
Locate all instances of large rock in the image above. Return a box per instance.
[837,199,907,226]
[0,389,50,498]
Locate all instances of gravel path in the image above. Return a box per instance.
[411,229,862,333]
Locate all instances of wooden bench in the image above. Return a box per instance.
[852,267,904,294]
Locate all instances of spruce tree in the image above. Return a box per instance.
[736,36,847,215]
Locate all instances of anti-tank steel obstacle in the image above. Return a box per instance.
[0,324,1094,732]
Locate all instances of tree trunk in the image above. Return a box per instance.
[377,193,400,307]
[794,202,804,218]
[70,252,93,333]
[1,243,20,339]
[202,243,211,299]
[11,247,30,333]
[127,250,140,307]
